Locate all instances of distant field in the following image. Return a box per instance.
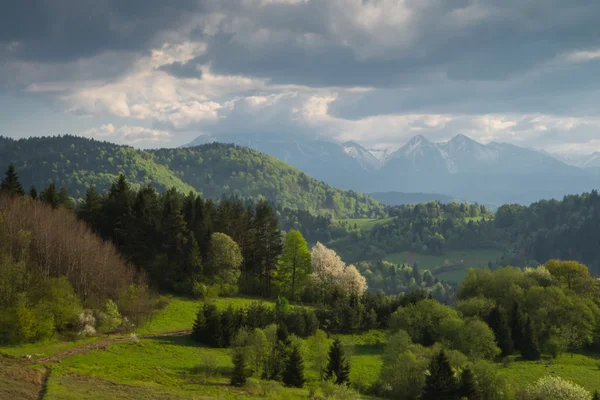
[498,353,600,394]
[384,249,503,282]
[335,217,395,231]
[139,296,277,335]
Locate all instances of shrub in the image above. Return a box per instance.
[524,376,591,400]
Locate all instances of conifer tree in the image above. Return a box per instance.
[487,307,514,356]
[283,345,305,388]
[41,182,60,209]
[191,307,207,343]
[325,338,350,385]
[521,316,541,360]
[220,305,236,347]
[204,303,222,348]
[29,185,38,200]
[0,164,25,196]
[510,302,525,351]
[422,350,458,400]
[459,367,478,400]
[58,187,73,209]
[231,350,248,386]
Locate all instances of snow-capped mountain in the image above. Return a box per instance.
[552,152,600,170]
[185,133,598,205]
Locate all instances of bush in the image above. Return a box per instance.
[523,376,591,400]
[97,299,123,333]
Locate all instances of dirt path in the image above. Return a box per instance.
[37,366,50,400]
[29,330,191,364]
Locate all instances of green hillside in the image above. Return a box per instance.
[0,135,384,218]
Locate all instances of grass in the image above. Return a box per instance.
[498,353,600,394]
[384,249,503,282]
[335,217,395,231]
[339,331,387,391]
[0,336,101,359]
[139,296,277,335]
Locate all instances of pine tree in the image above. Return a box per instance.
[191,307,207,343]
[220,305,236,347]
[510,302,525,351]
[41,182,60,209]
[325,338,350,385]
[283,345,305,388]
[521,316,541,361]
[459,367,478,400]
[254,200,283,297]
[422,350,458,400]
[0,164,25,196]
[29,185,38,200]
[487,307,514,356]
[230,350,248,386]
[204,303,223,348]
[58,187,73,209]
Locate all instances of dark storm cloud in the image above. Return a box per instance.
[0,0,204,62]
[192,0,600,87]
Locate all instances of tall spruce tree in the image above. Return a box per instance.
[521,316,541,360]
[510,302,525,351]
[487,307,514,356]
[191,307,207,343]
[41,182,60,209]
[254,200,283,297]
[325,338,350,385]
[422,350,458,400]
[283,345,305,388]
[0,164,25,196]
[230,350,248,386]
[459,367,478,400]
[29,185,38,200]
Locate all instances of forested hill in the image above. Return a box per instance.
[0,135,384,218]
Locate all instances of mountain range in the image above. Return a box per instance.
[0,135,384,218]
[186,133,599,206]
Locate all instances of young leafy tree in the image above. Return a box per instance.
[283,345,305,388]
[459,367,478,400]
[325,338,350,385]
[0,164,25,196]
[422,350,458,400]
[307,329,332,381]
[58,187,74,209]
[230,350,248,386]
[279,230,311,300]
[521,316,541,361]
[487,307,514,356]
[208,232,243,285]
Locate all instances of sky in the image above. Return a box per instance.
[1,0,600,154]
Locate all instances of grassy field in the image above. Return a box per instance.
[384,249,503,282]
[498,353,600,393]
[335,217,395,231]
[139,296,277,335]
[4,294,600,398]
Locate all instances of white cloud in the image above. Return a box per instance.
[80,124,172,145]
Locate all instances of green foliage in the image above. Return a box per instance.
[487,307,514,356]
[208,232,243,285]
[278,230,312,300]
[521,317,541,361]
[459,367,478,400]
[97,299,123,333]
[524,376,592,400]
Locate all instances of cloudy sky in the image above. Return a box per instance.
[1,0,600,154]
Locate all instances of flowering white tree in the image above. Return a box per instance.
[310,243,367,299]
[341,264,368,296]
[526,376,591,400]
